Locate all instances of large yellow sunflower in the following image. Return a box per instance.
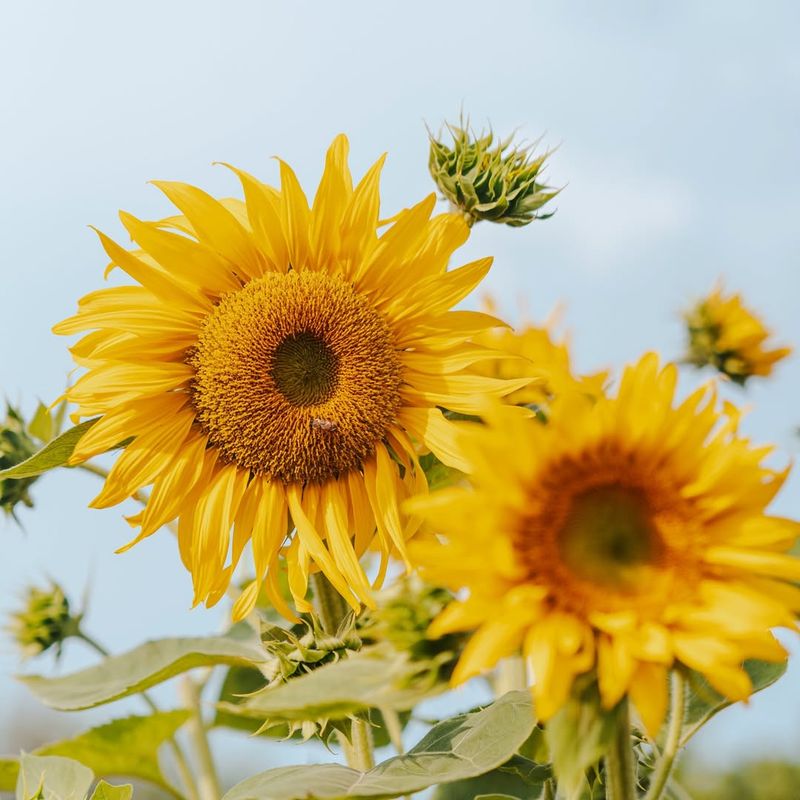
[408,353,800,734]
[54,135,523,620]
[685,283,791,383]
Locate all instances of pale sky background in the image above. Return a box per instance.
[1,0,800,791]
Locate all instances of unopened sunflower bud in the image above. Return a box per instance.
[359,576,466,677]
[8,582,81,659]
[428,118,559,227]
[0,404,40,519]
[684,285,791,385]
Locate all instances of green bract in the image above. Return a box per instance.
[428,119,559,227]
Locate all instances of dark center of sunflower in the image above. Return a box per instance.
[271,332,339,406]
[557,486,662,590]
[189,270,403,484]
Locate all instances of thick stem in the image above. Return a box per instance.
[604,699,637,800]
[644,672,686,800]
[311,572,374,773]
[381,707,405,755]
[542,778,556,800]
[311,571,351,635]
[77,632,199,800]
[180,677,222,800]
[494,655,528,696]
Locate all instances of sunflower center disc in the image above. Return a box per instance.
[557,486,662,590]
[189,271,404,483]
[271,332,339,406]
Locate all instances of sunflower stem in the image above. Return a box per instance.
[77,631,199,800]
[644,672,686,800]
[604,699,637,800]
[311,572,375,773]
[180,676,222,800]
[311,571,351,635]
[542,778,556,800]
[495,655,528,695]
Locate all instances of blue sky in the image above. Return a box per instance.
[2,0,800,784]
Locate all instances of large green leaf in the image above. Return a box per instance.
[213,663,410,746]
[431,755,548,800]
[20,635,266,711]
[38,712,189,793]
[219,647,438,725]
[0,420,98,481]
[16,754,94,800]
[680,659,786,745]
[222,691,535,800]
[0,713,187,795]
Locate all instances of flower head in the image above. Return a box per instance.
[55,135,521,620]
[8,582,79,658]
[685,284,791,384]
[428,119,558,227]
[408,354,800,734]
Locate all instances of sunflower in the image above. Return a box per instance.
[54,135,523,621]
[408,353,800,734]
[685,284,791,383]
[474,301,607,409]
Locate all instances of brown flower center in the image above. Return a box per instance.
[189,270,404,483]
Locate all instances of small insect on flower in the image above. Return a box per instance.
[310,418,339,432]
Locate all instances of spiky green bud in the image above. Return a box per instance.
[8,582,81,658]
[428,117,559,227]
[0,404,41,519]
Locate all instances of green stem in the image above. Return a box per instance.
[311,572,375,773]
[604,699,637,800]
[77,632,199,800]
[311,571,351,635]
[494,655,528,696]
[644,672,686,800]
[542,778,556,800]
[180,676,222,800]
[381,707,405,755]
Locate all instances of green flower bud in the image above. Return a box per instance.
[0,404,40,519]
[428,117,559,227]
[8,582,81,658]
[359,576,466,678]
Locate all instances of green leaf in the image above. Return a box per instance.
[27,403,54,444]
[545,681,618,800]
[16,754,94,800]
[431,754,548,800]
[20,635,266,711]
[37,712,189,794]
[0,420,98,481]
[219,647,439,724]
[680,659,786,745]
[1,757,20,792]
[222,691,535,800]
[88,781,133,800]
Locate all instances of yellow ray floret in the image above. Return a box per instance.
[55,135,522,619]
[408,353,800,735]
